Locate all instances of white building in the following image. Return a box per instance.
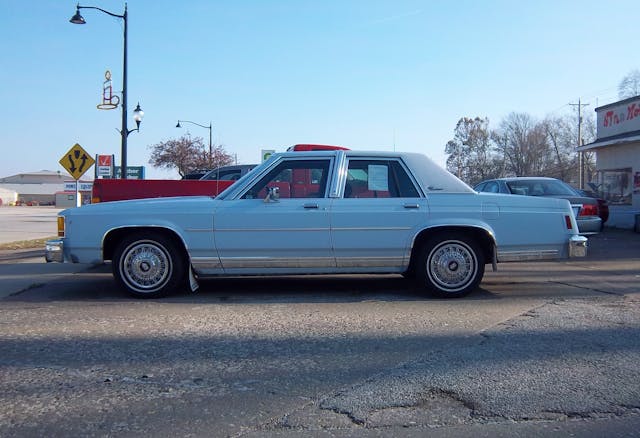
[578,95,640,230]
[0,170,92,206]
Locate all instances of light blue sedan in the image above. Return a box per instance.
[46,149,587,298]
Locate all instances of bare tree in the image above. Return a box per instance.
[492,113,553,177]
[445,117,501,185]
[444,111,598,185]
[542,116,576,181]
[618,69,640,99]
[148,135,234,177]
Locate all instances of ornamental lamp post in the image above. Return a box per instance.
[176,120,213,159]
[70,3,143,179]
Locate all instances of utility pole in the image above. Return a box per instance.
[569,99,590,189]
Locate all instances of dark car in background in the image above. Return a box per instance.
[200,164,257,181]
[474,177,602,234]
[182,169,211,180]
[574,188,609,228]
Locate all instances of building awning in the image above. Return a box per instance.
[578,133,640,152]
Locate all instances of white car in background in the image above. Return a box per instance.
[46,149,587,299]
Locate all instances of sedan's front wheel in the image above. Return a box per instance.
[112,232,186,298]
[416,233,485,298]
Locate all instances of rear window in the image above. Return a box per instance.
[507,180,576,196]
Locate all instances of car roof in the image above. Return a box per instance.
[491,177,559,181]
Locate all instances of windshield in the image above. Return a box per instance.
[215,159,274,199]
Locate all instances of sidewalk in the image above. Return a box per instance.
[0,206,87,299]
[0,206,64,244]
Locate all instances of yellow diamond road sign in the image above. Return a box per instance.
[60,143,95,180]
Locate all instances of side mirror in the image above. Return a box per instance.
[264,186,280,203]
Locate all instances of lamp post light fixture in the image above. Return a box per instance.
[70,3,143,179]
[176,120,213,158]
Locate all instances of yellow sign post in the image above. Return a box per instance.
[59,143,95,206]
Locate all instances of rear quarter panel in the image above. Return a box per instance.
[427,192,576,259]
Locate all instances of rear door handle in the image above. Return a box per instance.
[403,203,420,209]
[303,203,319,209]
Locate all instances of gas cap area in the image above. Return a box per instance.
[482,202,500,220]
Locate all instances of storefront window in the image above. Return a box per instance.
[591,168,633,205]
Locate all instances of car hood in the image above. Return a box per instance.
[60,196,220,217]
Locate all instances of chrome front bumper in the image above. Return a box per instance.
[45,239,64,263]
[569,235,588,258]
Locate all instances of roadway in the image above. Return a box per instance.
[0,208,639,437]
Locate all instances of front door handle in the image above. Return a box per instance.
[303,203,319,209]
[403,203,420,209]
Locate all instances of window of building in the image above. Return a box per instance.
[592,168,632,205]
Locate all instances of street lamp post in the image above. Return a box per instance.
[70,3,143,179]
[176,120,213,158]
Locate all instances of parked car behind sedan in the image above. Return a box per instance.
[574,188,609,229]
[474,177,601,234]
[200,164,257,181]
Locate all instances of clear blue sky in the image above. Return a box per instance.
[0,0,637,179]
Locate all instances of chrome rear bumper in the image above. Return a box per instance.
[45,239,64,263]
[569,235,588,258]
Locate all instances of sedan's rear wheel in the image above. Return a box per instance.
[416,233,484,298]
[112,232,186,298]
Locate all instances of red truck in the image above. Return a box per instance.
[90,144,348,203]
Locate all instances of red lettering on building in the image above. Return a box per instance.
[604,110,619,127]
[628,103,640,121]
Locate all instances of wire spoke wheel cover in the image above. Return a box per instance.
[428,241,475,290]
[122,241,172,291]
[417,233,485,298]
[112,232,187,298]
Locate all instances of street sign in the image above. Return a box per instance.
[114,166,145,179]
[96,154,114,178]
[64,181,94,192]
[261,149,275,162]
[60,143,95,180]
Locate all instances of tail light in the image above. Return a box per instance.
[565,215,573,230]
[579,204,598,217]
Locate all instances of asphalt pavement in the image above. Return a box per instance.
[1,208,640,436]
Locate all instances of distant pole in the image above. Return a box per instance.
[176,120,213,161]
[569,99,589,189]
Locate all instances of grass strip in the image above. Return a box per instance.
[0,237,57,251]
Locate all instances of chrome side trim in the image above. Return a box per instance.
[332,226,411,232]
[191,257,223,270]
[497,249,559,262]
[331,151,348,198]
[335,256,403,268]
[101,224,192,260]
[216,227,329,233]
[220,256,336,269]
